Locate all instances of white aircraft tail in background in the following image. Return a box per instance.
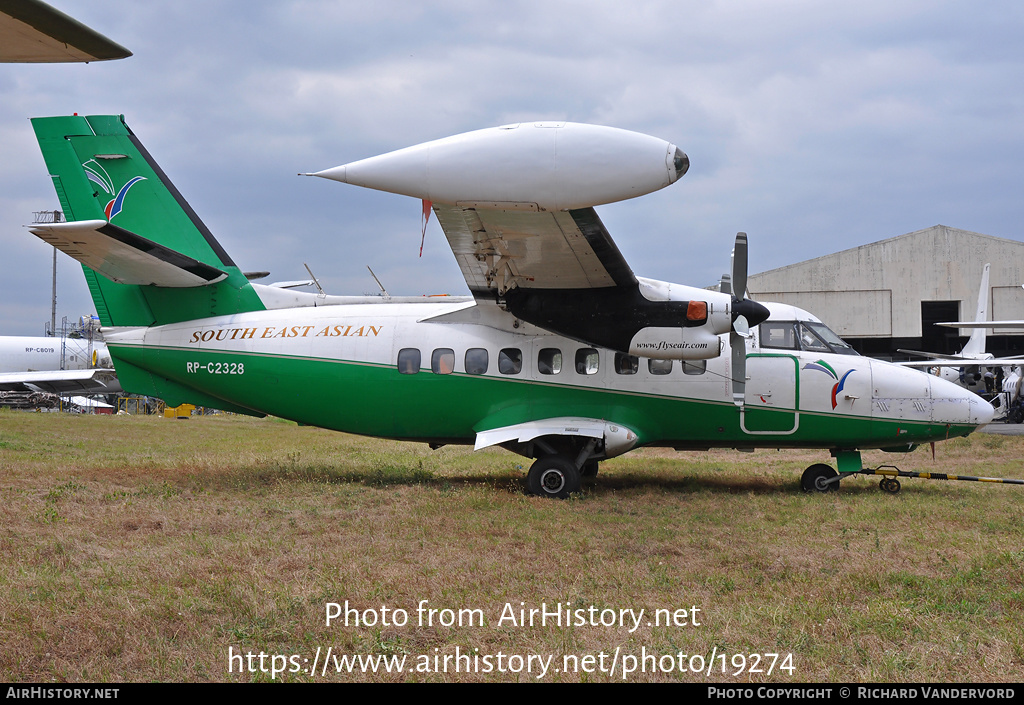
[898,263,1024,391]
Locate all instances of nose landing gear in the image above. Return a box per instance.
[800,463,840,493]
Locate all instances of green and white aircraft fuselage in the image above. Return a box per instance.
[27,114,994,497]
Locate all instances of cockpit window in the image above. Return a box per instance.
[759,321,858,356]
[798,325,830,353]
[804,322,857,355]
[759,322,798,350]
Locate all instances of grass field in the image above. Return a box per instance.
[1,409,1022,682]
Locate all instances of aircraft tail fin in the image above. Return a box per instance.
[30,114,265,327]
[962,263,990,358]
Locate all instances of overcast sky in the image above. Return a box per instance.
[2,1,1023,336]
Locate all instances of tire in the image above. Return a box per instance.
[526,455,582,499]
[801,463,838,493]
[879,478,901,494]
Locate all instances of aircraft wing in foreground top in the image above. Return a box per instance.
[0,0,131,62]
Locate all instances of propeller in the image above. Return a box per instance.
[722,232,770,407]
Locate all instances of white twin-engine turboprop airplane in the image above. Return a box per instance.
[0,334,119,395]
[28,116,994,497]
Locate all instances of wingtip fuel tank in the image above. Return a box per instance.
[311,121,688,211]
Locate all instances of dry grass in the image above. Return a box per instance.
[1,410,1022,682]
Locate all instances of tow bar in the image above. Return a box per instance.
[857,465,1024,494]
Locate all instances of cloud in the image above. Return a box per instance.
[1,1,1022,334]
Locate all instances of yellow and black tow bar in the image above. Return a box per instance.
[857,465,1024,494]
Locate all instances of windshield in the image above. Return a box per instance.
[804,322,857,355]
[759,321,859,356]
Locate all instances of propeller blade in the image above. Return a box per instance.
[731,232,748,299]
[720,272,732,296]
[729,232,752,407]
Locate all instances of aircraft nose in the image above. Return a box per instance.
[930,375,994,427]
[974,391,996,426]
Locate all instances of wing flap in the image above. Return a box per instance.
[28,220,227,288]
[434,205,633,297]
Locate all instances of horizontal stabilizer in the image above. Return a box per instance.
[897,348,964,361]
[29,220,227,288]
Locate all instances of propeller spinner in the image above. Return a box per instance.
[723,233,770,407]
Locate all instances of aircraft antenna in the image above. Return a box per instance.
[367,266,390,298]
[303,262,326,297]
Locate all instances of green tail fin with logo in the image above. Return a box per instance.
[30,114,265,327]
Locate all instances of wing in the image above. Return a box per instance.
[0,368,121,394]
[0,0,131,62]
[433,205,635,297]
[310,121,753,358]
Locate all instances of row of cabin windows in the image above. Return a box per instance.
[397,347,707,376]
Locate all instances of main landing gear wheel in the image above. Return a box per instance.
[879,478,901,494]
[801,463,838,493]
[526,455,581,499]
[581,460,599,478]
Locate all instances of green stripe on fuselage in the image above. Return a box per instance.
[107,344,975,449]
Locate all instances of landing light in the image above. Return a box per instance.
[674,147,689,178]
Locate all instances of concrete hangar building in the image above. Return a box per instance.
[747,225,1024,360]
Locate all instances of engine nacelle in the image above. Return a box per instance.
[628,326,724,360]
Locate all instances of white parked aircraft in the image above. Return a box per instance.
[27,115,995,496]
[899,263,1024,392]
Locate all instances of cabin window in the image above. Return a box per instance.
[615,352,639,375]
[498,348,522,375]
[538,348,562,375]
[431,348,455,374]
[648,358,673,375]
[682,360,707,375]
[575,348,599,375]
[465,348,488,375]
[397,348,420,374]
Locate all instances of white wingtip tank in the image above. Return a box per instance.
[311,121,688,211]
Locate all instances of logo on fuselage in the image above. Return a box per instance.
[803,360,853,410]
[82,159,146,220]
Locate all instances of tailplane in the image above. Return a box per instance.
[30,114,264,327]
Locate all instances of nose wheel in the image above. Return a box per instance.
[801,463,839,493]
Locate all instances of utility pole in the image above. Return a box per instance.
[33,210,63,335]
